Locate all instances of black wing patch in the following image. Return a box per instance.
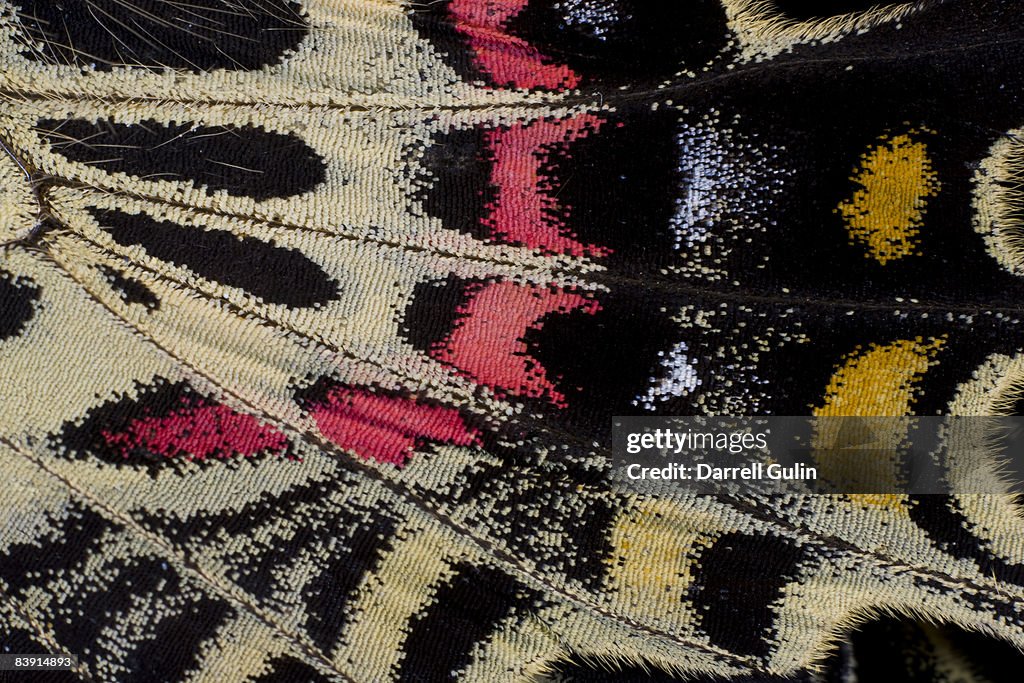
[13,0,307,71]
[92,209,339,308]
[39,118,326,200]
[691,532,808,658]
[0,269,40,341]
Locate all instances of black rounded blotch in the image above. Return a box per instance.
[38,119,325,201]
[401,276,480,353]
[0,269,40,341]
[91,208,339,308]
[13,0,307,71]
[398,564,535,682]
[100,266,160,311]
[691,532,807,658]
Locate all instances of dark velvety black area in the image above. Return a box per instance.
[0,626,80,683]
[124,596,233,683]
[1013,396,1024,416]
[846,619,1024,683]
[940,622,1024,682]
[303,515,396,652]
[844,620,937,683]
[38,118,325,201]
[509,0,731,80]
[0,504,113,596]
[692,532,807,657]
[544,106,681,270]
[0,269,40,341]
[398,564,533,681]
[417,127,496,239]
[92,208,339,308]
[523,286,680,439]
[13,0,307,71]
[401,276,481,353]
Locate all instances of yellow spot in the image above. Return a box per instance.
[849,494,904,508]
[605,500,717,623]
[813,338,945,506]
[837,133,940,264]
[815,337,944,417]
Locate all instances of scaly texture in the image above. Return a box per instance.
[1,1,1024,681]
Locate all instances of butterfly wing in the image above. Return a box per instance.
[1,1,1024,681]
